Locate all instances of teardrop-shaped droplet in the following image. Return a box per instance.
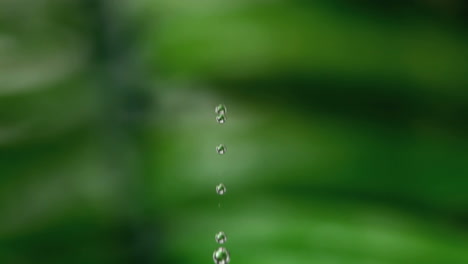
[216,144,226,155]
[215,231,227,244]
[216,114,226,124]
[216,183,226,195]
[215,104,227,115]
[213,247,230,264]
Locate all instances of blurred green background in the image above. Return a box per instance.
[1,0,468,263]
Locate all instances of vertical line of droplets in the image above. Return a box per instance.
[213,104,230,264]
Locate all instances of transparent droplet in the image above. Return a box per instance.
[216,183,226,195]
[215,104,227,115]
[213,247,230,264]
[216,114,226,124]
[215,231,227,244]
[216,144,227,155]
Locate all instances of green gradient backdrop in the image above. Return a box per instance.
[0,0,468,263]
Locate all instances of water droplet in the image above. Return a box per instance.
[215,231,227,244]
[216,183,226,195]
[213,247,230,264]
[216,144,227,155]
[216,114,226,124]
[215,104,227,115]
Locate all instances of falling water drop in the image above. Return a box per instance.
[216,114,226,124]
[216,144,227,155]
[212,104,231,262]
[213,247,230,264]
[215,104,227,115]
[215,231,227,244]
[216,183,226,195]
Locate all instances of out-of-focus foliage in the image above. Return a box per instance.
[0,0,467,264]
